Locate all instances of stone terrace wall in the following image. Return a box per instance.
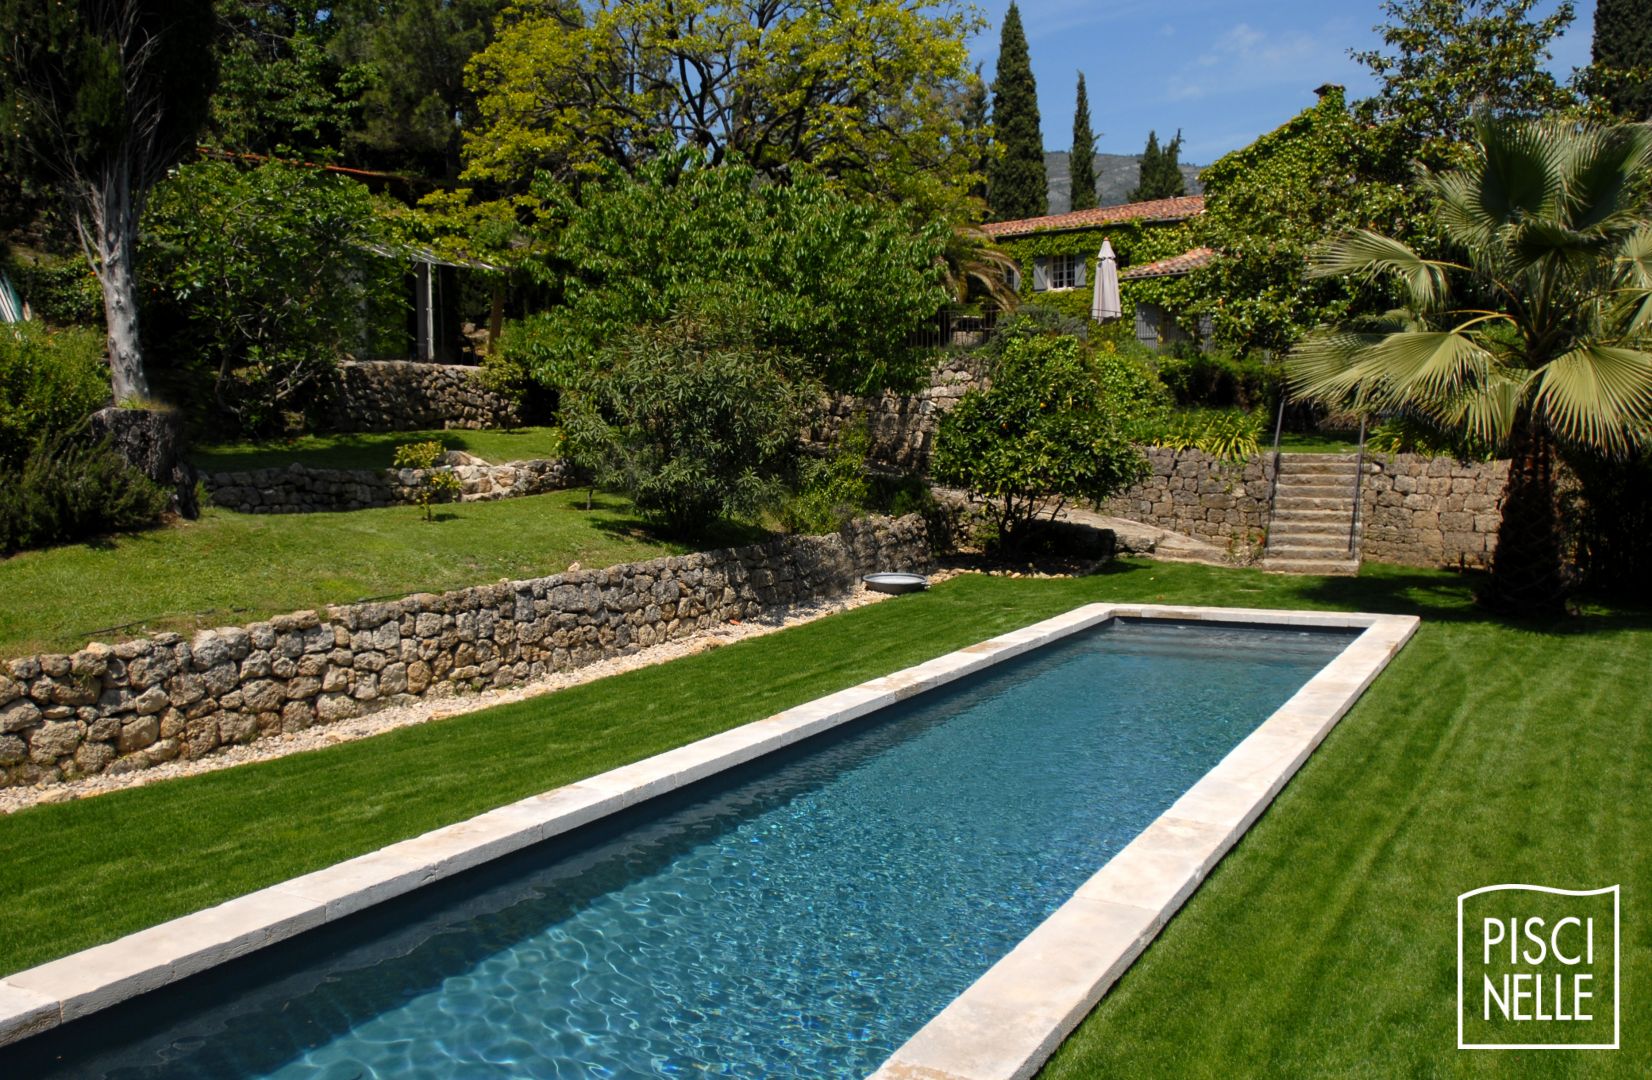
[204,458,573,514]
[1359,454,1508,568]
[808,353,988,470]
[321,361,521,432]
[0,516,929,790]
[1101,449,1271,556]
[1097,449,1509,568]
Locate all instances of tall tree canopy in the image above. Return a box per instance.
[209,1,356,157]
[1129,129,1184,202]
[1,0,219,402]
[1290,119,1652,614]
[1589,0,1652,120]
[986,2,1045,221]
[1353,0,1576,161]
[1068,73,1097,212]
[463,0,982,217]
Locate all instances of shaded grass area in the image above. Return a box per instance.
[1277,430,1364,454]
[0,561,1645,1079]
[190,426,564,473]
[0,491,717,658]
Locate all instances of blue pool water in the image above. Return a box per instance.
[11,619,1356,1079]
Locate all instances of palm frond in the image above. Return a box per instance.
[1450,118,1565,233]
[1435,371,1530,448]
[1534,344,1652,453]
[1307,230,1452,310]
[1618,224,1652,289]
[1559,122,1652,233]
[1288,328,1494,414]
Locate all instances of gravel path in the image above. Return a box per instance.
[0,586,900,815]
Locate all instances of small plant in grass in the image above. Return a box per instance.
[393,440,462,521]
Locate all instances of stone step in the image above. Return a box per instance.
[1261,556,1362,576]
[1277,461,1360,476]
[1269,506,1348,522]
[1268,521,1350,540]
[1274,481,1356,497]
[1280,453,1360,463]
[1265,540,1355,559]
[1275,495,1357,512]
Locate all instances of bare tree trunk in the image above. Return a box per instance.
[1486,414,1565,616]
[89,159,150,404]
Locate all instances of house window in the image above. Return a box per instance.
[1031,253,1086,292]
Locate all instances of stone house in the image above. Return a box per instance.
[980,195,1211,348]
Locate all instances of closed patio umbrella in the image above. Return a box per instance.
[1091,239,1122,322]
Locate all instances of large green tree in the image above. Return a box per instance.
[1069,73,1097,212]
[507,150,950,396]
[1589,0,1652,120]
[1289,119,1652,614]
[209,1,357,157]
[1,0,218,402]
[1353,0,1577,162]
[463,0,981,217]
[986,2,1045,221]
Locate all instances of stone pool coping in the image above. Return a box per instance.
[0,603,1418,1066]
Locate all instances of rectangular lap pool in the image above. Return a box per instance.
[0,607,1414,1079]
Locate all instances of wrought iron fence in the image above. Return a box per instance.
[906,306,1001,351]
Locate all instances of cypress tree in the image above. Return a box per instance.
[1130,128,1186,201]
[1129,131,1161,202]
[1591,0,1652,120]
[1069,72,1097,211]
[987,3,1046,221]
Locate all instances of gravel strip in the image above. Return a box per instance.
[0,585,901,815]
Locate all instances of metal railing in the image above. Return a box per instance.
[1348,414,1369,555]
[907,307,1001,351]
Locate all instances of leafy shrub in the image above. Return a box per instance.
[1150,408,1265,461]
[1091,342,1174,443]
[1367,413,1494,460]
[569,316,811,537]
[0,324,109,469]
[1156,348,1274,409]
[0,433,169,553]
[392,440,463,521]
[782,420,872,535]
[933,331,1147,549]
[141,159,399,436]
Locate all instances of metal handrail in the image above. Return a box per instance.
[1262,396,1287,548]
[1347,414,1368,555]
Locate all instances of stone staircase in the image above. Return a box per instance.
[1262,454,1362,575]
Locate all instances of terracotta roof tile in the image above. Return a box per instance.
[1120,246,1216,280]
[980,195,1205,238]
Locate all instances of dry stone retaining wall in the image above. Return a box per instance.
[321,361,521,432]
[0,516,929,791]
[809,354,988,470]
[1358,455,1508,568]
[1098,449,1509,568]
[204,458,573,514]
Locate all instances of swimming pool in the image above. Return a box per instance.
[3,614,1375,1078]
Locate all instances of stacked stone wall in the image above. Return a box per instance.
[204,458,573,514]
[1101,449,1271,555]
[321,361,521,432]
[1358,455,1509,568]
[808,353,988,470]
[0,516,929,790]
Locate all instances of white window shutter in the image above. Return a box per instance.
[1032,257,1050,291]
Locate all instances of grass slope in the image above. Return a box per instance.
[190,427,564,473]
[0,561,1645,1077]
[0,491,701,658]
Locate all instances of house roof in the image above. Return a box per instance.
[1120,246,1216,280]
[980,195,1205,239]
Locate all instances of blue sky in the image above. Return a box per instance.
[967,0,1597,165]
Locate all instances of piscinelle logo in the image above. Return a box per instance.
[1457,884,1620,1050]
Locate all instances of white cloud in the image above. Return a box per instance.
[1166,20,1358,102]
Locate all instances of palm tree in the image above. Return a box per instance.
[1289,118,1652,614]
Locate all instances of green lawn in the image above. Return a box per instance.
[0,561,1645,1076]
[1277,430,1365,454]
[0,490,713,658]
[190,426,564,473]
